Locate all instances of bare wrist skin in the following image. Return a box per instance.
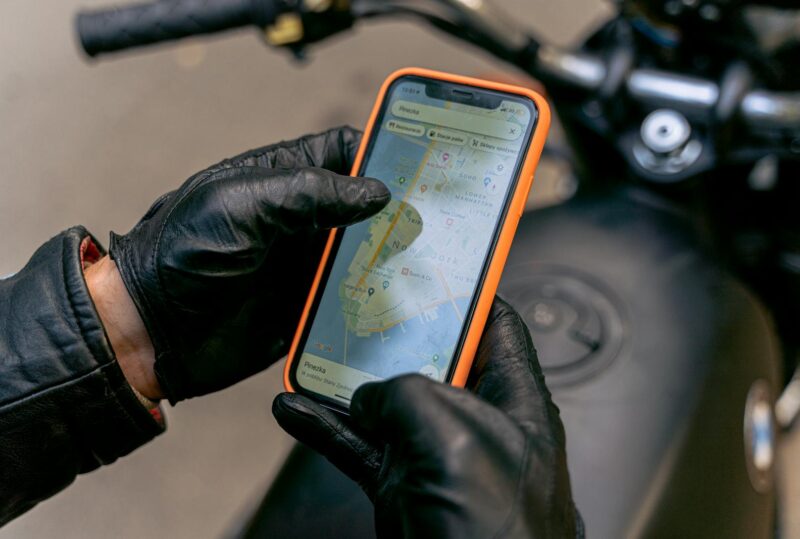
[85,256,163,400]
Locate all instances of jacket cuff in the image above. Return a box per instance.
[0,227,164,469]
[69,228,167,461]
[79,235,166,427]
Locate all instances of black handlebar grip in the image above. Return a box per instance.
[76,0,281,57]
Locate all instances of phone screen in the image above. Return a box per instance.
[293,75,537,407]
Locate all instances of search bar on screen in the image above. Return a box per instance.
[391,100,522,141]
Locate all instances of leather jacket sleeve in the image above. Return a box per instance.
[0,227,164,526]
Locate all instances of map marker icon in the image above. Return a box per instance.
[368,287,375,296]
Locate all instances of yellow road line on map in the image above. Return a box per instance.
[435,266,464,322]
[349,140,436,299]
[349,103,458,300]
[395,132,432,150]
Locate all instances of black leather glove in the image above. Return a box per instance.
[273,297,583,539]
[109,127,389,403]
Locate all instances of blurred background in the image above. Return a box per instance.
[1,0,798,537]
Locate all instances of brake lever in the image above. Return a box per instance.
[265,0,539,67]
[264,0,355,58]
[352,0,537,62]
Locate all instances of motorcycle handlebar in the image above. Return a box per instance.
[76,0,281,57]
[537,47,800,129]
[75,0,800,131]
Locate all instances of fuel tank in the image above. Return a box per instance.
[238,187,781,539]
[499,187,781,538]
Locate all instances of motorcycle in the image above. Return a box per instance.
[74,0,800,536]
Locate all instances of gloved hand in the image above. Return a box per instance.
[109,127,389,403]
[272,298,583,539]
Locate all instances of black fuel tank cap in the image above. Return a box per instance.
[499,264,626,387]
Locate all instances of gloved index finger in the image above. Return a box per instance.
[189,165,390,237]
[220,126,362,175]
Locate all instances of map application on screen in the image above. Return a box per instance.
[296,79,535,406]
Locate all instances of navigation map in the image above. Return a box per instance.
[297,80,533,404]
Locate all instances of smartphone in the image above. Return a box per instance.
[283,67,550,411]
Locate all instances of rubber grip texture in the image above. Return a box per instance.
[76,0,278,56]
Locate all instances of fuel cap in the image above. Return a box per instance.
[499,264,626,386]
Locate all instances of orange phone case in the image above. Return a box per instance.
[283,67,551,394]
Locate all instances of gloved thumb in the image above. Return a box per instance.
[272,392,384,497]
